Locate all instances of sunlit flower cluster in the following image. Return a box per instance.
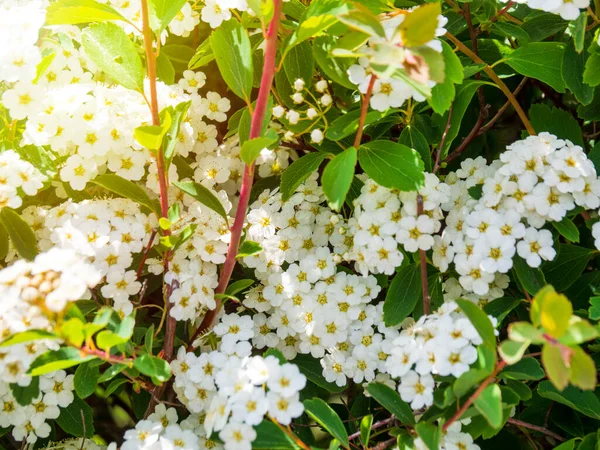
[502,0,589,21]
[0,150,45,210]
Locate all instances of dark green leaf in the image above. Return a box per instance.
[415,422,441,450]
[399,126,432,173]
[322,146,357,211]
[10,377,40,406]
[293,354,345,393]
[0,208,38,261]
[456,299,496,350]
[512,255,546,295]
[537,381,600,420]
[505,43,566,92]
[74,360,100,399]
[56,398,95,437]
[366,382,415,426]
[326,110,388,141]
[383,263,421,327]
[172,181,228,222]
[552,217,580,243]
[359,141,424,191]
[543,244,594,291]
[281,152,328,201]
[473,384,503,429]
[499,358,545,381]
[562,40,593,105]
[529,104,584,148]
[284,41,314,86]
[133,354,171,383]
[303,398,349,448]
[253,420,299,449]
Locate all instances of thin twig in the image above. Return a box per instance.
[354,74,377,148]
[479,77,528,135]
[137,229,157,279]
[442,360,507,432]
[417,195,431,315]
[79,409,87,450]
[507,418,564,442]
[445,32,536,136]
[444,108,488,165]
[433,105,453,174]
[489,1,515,25]
[373,437,397,450]
[348,417,395,441]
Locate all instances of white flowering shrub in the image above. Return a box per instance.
[2,0,600,449]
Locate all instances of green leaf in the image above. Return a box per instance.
[92,174,160,215]
[562,40,594,105]
[96,315,136,350]
[543,244,594,292]
[33,52,57,84]
[98,364,127,383]
[133,354,171,384]
[253,420,299,449]
[552,217,580,243]
[287,0,350,51]
[553,439,579,450]
[56,398,95,437]
[500,357,544,381]
[542,344,570,391]
[45,0,127,25]
[189,39,215,70]
[538,380,600,419]
[28,347,95,376]
[134,110,172,150]
[383,263,421,327]
[484,297,522,323]
[508,322,545,344]
[584,53,600,86]
[326,109,387,141]
[148,0,187,32]
[366,383,415,426]
[161,109,183,158]
[498,340,529,365]
[210,19,253,101]
[74,360,100,399]
[81,22,144,91]
[264,348,287,364]
[589,296,600,320]
[105,378,129,397]
[293,353,345,393]
[0,330,58,347]
[521,13,567,42]
[415,422,441,450]
[529,104,584,148]
[399,2,441,48]
[505,42,566,92]
[359,141,424,192]
[283,41,315,86]
[428,42,463,115]
[281,152,328,201]
[156,52,175,84]
[398,126,432,173]
[512,255,546,295]
[313,35,354,89]
[456,299,496,350]
[473,384,503,429]
[453,368,489,398]
[569,346,597,390]
[0,220,8,261]
[172,181,228,222]
[240,132,279,165]
[225,279,254,297]
[0,208,38,261]
[322,147,357,211]
[10,377,40,406]
[360,415,373,447]
[303,398,349,449]
[237,240,263,258]
[492,22,530,44]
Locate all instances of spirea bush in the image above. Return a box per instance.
[3,0,600,449]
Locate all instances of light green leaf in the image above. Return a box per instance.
[237,240,263,258]
[399,2,441,48]
[148,0,188,32]
[383,263,421,327]
[326,109,387,141]
[589,296,600,320]
[28,347,95,376]
[322,146,357,211]
[225,279,254,296]
[366,383,415,426]
[473,384,503,429]
[542,344,570,391]
[360,415,373,447]
[33,52,56,84]
[210,19,253,101]
[415,422,440,450]
[156,52,175,85]
[161,101,192,167]
[313,35,354,89]
[505,42,566,92]
[81,22,144,91]
[172,181,228,222]
[584,53,600,86]
[569,346,597,390]
[498,340,529,365]
[92,174,160,215]
[45,0,127,25]
[303,398,349,448]
[240,132,279,165]
[134,110,172,150]
[0,330,58,348]
[188,39,215,70]
[287,0,350,51]
[0,208,38,261]
[359,141,425,191]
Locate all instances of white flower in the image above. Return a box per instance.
[516,228,556,268]
[310,129,324,143]
[398,371,434,410]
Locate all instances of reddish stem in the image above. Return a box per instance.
[442,360,507,432]
[137,229,157,279]
[354,74,377,148]
[191,0,283,343]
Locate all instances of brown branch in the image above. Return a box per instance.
[417,195,431,315]
[354,74,377,148]
[479,77,528,135]
[444,108,488,165]
[507,418,565,442]
[489,1,515,25]
[433,105,453,174]
[348,417,395,442]
[442,360,507,432]
[137,229,157,279]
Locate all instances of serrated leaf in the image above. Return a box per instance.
[505,42,566,92]
[512,255,546,295]
[543,244,594,292]
[81,22,144,91]
[562,40,594,105]
[172,181,228,222]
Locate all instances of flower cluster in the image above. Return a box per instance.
[414,420,480,450]
[0,370,76,444]
[0,150,45,210]
[502,0,589,21]
[172,344,306,450]
[440,133,599,296]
